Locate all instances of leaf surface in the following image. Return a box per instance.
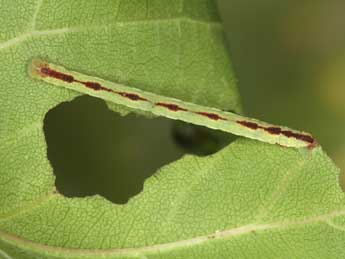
[1,140,345,258]
[0,1,344,259]
[0,0,238,215]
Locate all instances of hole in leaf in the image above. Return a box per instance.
[44,95,232,204]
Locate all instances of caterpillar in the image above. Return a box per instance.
[29,59,317,149]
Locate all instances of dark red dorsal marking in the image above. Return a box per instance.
[237,120,259,130]
[117,92,148,101]
[38,64,317,147]
[196,112,227,121]
[155,102,188,112]
[73,80,114,92]
[265,127,281,135]
[237,120,316,145]
[82,81,103,91]
[40,67,74,83]
[40,66,146,101]
[281,130,314,144]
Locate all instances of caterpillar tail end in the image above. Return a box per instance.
[307,137,319,150]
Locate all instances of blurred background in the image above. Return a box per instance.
[45,0,345,204]
[218,0,345,182]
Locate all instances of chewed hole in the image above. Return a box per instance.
[44,95,233,204]
[44,95,187,204]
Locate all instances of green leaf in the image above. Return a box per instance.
[0,0,239,215]
[1,140,345,258]
[1,1,344,259]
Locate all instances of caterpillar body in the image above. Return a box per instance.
[29,59,317,149]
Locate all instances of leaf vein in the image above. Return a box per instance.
[1,209,345,256]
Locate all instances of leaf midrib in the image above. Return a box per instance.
[1,208,345,257]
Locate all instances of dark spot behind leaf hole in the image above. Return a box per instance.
[172,122,235,156]
[44,95,188,204]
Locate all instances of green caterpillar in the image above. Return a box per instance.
[29,59,317,149]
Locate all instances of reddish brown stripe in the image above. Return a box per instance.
[40,67,74,83]
[237,120,259,130]
[265,127,281,135]
[196,112,227,121]
[281,130,314,144]
[156,102,188,112]
[40,66,147,101]
[117,92,148,101]
[84,82,101,90]
[75,81,102,91]
[38,65,316,146]
[73,79,114,93]
[237,120,315,144]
